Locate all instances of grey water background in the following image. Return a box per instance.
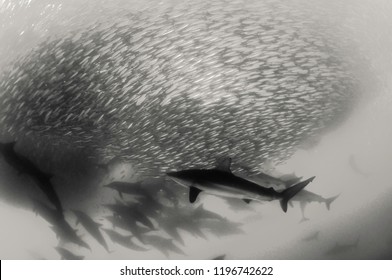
[0,0,392,259]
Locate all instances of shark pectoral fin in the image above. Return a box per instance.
[215,157,232,173]
[279,176,315,213]
[279,199,289,213]
[189,186,202,203]
[242,199,252,204]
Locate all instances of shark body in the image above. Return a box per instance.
[167,158,314,212]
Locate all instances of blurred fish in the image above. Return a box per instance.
[349,155,369,177]
[134,195,164,217]
[72,210,109,252]
[31,199,89,249]
[302,231,320,242]
[325,237,360,256]
[167,158,315,212]
[51,222,91,251]
[192,204,226,222]
[143,234,186,258]
[102,228,148,251]
[175,219,207,240]
[0,141,63,214]
[104,181,144,198]
[212,254,226,260]
[293,192,339,222]
[105,215,151,243]
[55,247,84,260]
[157,218,185,246]
[104,202,155,230]
[95,157,123,173]
[32,199,63,225]
[201,219,244,237]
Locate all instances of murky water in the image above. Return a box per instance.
[0,0,392,259]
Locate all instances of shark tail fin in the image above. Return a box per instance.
[325,195,339,210]
[279,176,315,213]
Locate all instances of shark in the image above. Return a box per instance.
[31,199,90,250]
[104,215,152,243]
[0,141,63,214]
[349,155,369,177]
[166,158,315,212]
[302,231,320,242]
[212,254,226,260]
[51,222,91,251]
[238,167,338,221]
[142,234,186,258]
[325,237,360,256]
[55,247,84,260]
[201,219,244,237]
[103,201,156,230]
[102,228,148,251]
[72,210,110,252]
[293,192,340,222]
[103,181,145,198]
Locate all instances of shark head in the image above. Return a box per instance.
[166,170,198,188]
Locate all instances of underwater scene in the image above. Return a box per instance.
[0,0,392,260]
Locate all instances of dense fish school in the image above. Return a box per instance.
[0,0,358,177]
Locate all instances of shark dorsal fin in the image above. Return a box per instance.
[216,157,232,173]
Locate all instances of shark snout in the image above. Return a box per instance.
[165,171,176,177]
[166,171,183,180]
[166,171,191,188]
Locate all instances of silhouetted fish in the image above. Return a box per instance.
[293,192,339,222]
[143,235,186,258]
[104,202,155,230]
[212,254,226,260]
[105,215,151,243]
[102,228,148,251]
[302,231,320,242]
[349,155,369,177]
[325,237,360,256]
[201,219,244,237]
[72,210,109,252]
[55,247,84,260]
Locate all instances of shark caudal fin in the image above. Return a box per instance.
[279,176,315,212]
[325,195,339,210]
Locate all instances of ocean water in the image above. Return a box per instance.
[0,0,392,260]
